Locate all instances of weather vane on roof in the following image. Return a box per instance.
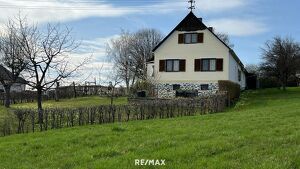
[188,0,195,12]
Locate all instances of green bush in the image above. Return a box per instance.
[218,80,241,101]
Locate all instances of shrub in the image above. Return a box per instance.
[218,80,241,101]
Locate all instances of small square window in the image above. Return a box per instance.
[201,84,209,90]
[173,84,180,90]
[201,59,216,71]
[184,33,198,44]
[165,60,181,72]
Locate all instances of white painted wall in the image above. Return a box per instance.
[147,62,155,78]
[148,28,247,89]
[153,29,230,84]
[228,53,246,89]
[0,83,26,92]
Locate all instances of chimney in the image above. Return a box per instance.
[198,18,202,22]
[208,27,214,32]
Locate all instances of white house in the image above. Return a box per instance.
[147,12,246,98]
[0,65,27,93]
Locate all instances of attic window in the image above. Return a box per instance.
[178,33,204,44]
[185,33,198,43]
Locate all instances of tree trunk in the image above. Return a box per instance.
[110,88,114,106]
[4,85,11,108]
[55,82,59,102]
[37,88,44,131]
[282,74,287,91]
[73,81,77,98]
[125,80,130,95]
[282,83,286,91]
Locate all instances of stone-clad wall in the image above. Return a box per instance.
[156,83,219,98]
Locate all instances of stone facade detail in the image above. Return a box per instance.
[156,83,219,98]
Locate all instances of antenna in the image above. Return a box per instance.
[188,0,195,12]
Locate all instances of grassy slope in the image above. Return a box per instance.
[0,88,299,169]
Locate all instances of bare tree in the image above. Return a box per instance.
[107,29,163,94]
[129,29,163,80]
[106,70,122,105]
[0,16,29,107]
[107,30,134,94]
[216,32,234,48]
[22,23,87,130]
[245,64,260,75]
[261,36,300,90]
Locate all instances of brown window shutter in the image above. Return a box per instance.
[159,60,165,72]
[178,34,184,44]
[197,33,204,43]
[194,59,201,71]
[179,60,186,72]
[216,59,223,71]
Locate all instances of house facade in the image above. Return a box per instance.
[0,83,26,93]
[147,12,246,98]
[0,65,27,93]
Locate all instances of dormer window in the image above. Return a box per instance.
[178,33,204,44]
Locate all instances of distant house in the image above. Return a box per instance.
[147,12,246,98]
[0,65,27,93]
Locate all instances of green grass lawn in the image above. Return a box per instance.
[11,96,128,109]
[0,88,299,169]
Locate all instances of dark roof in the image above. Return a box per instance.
[0,65,27,84]
[151,11,246,72]
[152,11,206,52]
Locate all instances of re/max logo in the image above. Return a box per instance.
[135,159,166,166]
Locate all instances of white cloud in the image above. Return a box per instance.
[149,0,247,13]
[63,35,119,85]
[0,0,138,25]
[207,18,268,36]
[0,0,248,25]
[196,0,247,12]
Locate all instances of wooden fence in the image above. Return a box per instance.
[1,93,227,136]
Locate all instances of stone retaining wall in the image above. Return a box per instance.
[156,83,219,98]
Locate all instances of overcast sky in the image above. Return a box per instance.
[0,0,299,84]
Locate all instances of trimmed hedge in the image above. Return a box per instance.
[218,80,241,102]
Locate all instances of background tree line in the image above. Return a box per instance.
[106,29,163,95]
[246,36,300,90]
